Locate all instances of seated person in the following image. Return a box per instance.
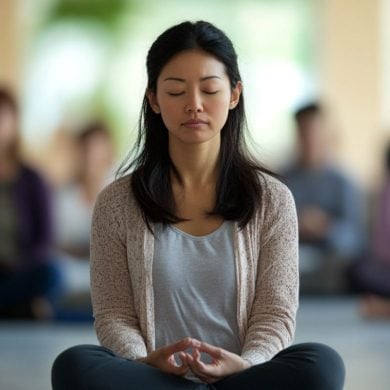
[0,87,61,319]
[349,142,390,317]
[282,102,364,294]
[53,121,115,315]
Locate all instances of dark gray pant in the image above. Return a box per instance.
[52,342,345,389]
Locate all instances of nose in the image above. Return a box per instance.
[185,91,203,113]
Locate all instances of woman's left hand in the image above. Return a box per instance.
[182,340,250,383]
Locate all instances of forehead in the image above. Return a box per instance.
[158,49,227,81]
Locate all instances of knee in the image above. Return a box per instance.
[51,345,98,389]
[300,343,345,390]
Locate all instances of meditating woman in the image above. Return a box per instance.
[52,21,345,389]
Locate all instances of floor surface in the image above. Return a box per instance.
[0,297,389,390]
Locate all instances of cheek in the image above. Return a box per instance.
[159,102,180,129]
[210,97,231,123]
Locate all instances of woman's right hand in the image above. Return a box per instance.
[136,337,194,376]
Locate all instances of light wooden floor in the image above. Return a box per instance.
[0,297,389,390]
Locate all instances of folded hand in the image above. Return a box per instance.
[182,339,250,383]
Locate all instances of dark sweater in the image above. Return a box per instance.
[2,165,53,269]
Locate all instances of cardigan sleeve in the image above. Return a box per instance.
[90,185,147,359]
[241,178,299,365]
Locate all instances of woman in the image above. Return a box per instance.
[0,87,60,319]
[54,121,115,317]
[52,21,345,389]
[349,142,390,317]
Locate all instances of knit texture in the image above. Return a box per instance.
[90,172,299,366]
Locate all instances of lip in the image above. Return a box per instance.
[182,119,208,128]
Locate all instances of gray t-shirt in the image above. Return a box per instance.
[153,221,242,382]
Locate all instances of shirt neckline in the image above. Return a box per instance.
[167,220,230,240]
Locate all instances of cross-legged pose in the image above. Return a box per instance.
[52,21,345,390]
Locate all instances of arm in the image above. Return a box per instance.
[90,187,147,359]
[91,185,197,375]
[241,181,299,365]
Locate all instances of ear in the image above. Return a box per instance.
[229,81,242,110]
[146,89,161,114]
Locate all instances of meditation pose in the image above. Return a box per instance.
[52,21,345,389]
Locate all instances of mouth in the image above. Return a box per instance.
[182,119,208,128]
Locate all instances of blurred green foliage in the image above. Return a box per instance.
[45,0,132,28]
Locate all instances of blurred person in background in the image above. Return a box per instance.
[283,102,364,294]
[53,121,115,318]
[349,142,390,317]
[0,87,61,319]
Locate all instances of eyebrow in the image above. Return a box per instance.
[162,76,222,82]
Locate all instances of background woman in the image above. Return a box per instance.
[53,120,115,318]
[0,87,61,319]
[52,21,345,389]
[349,142,390,317]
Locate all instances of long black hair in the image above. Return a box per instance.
[117,21,272,230]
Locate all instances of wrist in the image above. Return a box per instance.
[241,358,251,370]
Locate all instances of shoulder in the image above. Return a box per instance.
[258,172,296,211]
[18,165,46,185]
[254,172,298,244]
[96,174,133,207]
[94,173,142,223]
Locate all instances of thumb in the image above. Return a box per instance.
[161,337,192,357]
[167,353,189,376]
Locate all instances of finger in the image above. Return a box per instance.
[188,358,218,384]
[161,337,192,356]
[170,362,189,376]
[168,354,178,367]
[167,353,189,376]
[194,341,223,359]
[178,352,188,366]
[168,352,190,369]
[191,348,210,372]
[185,353,194,364]
[188,350,203,374]
[187,358,209,383]
[191,348,221,377]
[192,348,208,367]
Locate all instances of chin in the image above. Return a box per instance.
[178,135,218,145]
[170,130,220,146]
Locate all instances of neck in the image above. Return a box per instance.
[169,135,221,188]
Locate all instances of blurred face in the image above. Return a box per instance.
[0,105,18,154]
[147,49,241,146]
[82,132,114,175]
[297,114,328,168]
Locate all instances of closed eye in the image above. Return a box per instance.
[203,91,219,95]
[167,92,184,96]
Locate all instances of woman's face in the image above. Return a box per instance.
[82,132,114,174]
[148,49,241,146]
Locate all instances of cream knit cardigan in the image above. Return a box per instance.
[90,172,299,366]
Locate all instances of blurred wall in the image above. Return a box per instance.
[320,0,386,188]
[0,1,21,90]
[1,0,389,190]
